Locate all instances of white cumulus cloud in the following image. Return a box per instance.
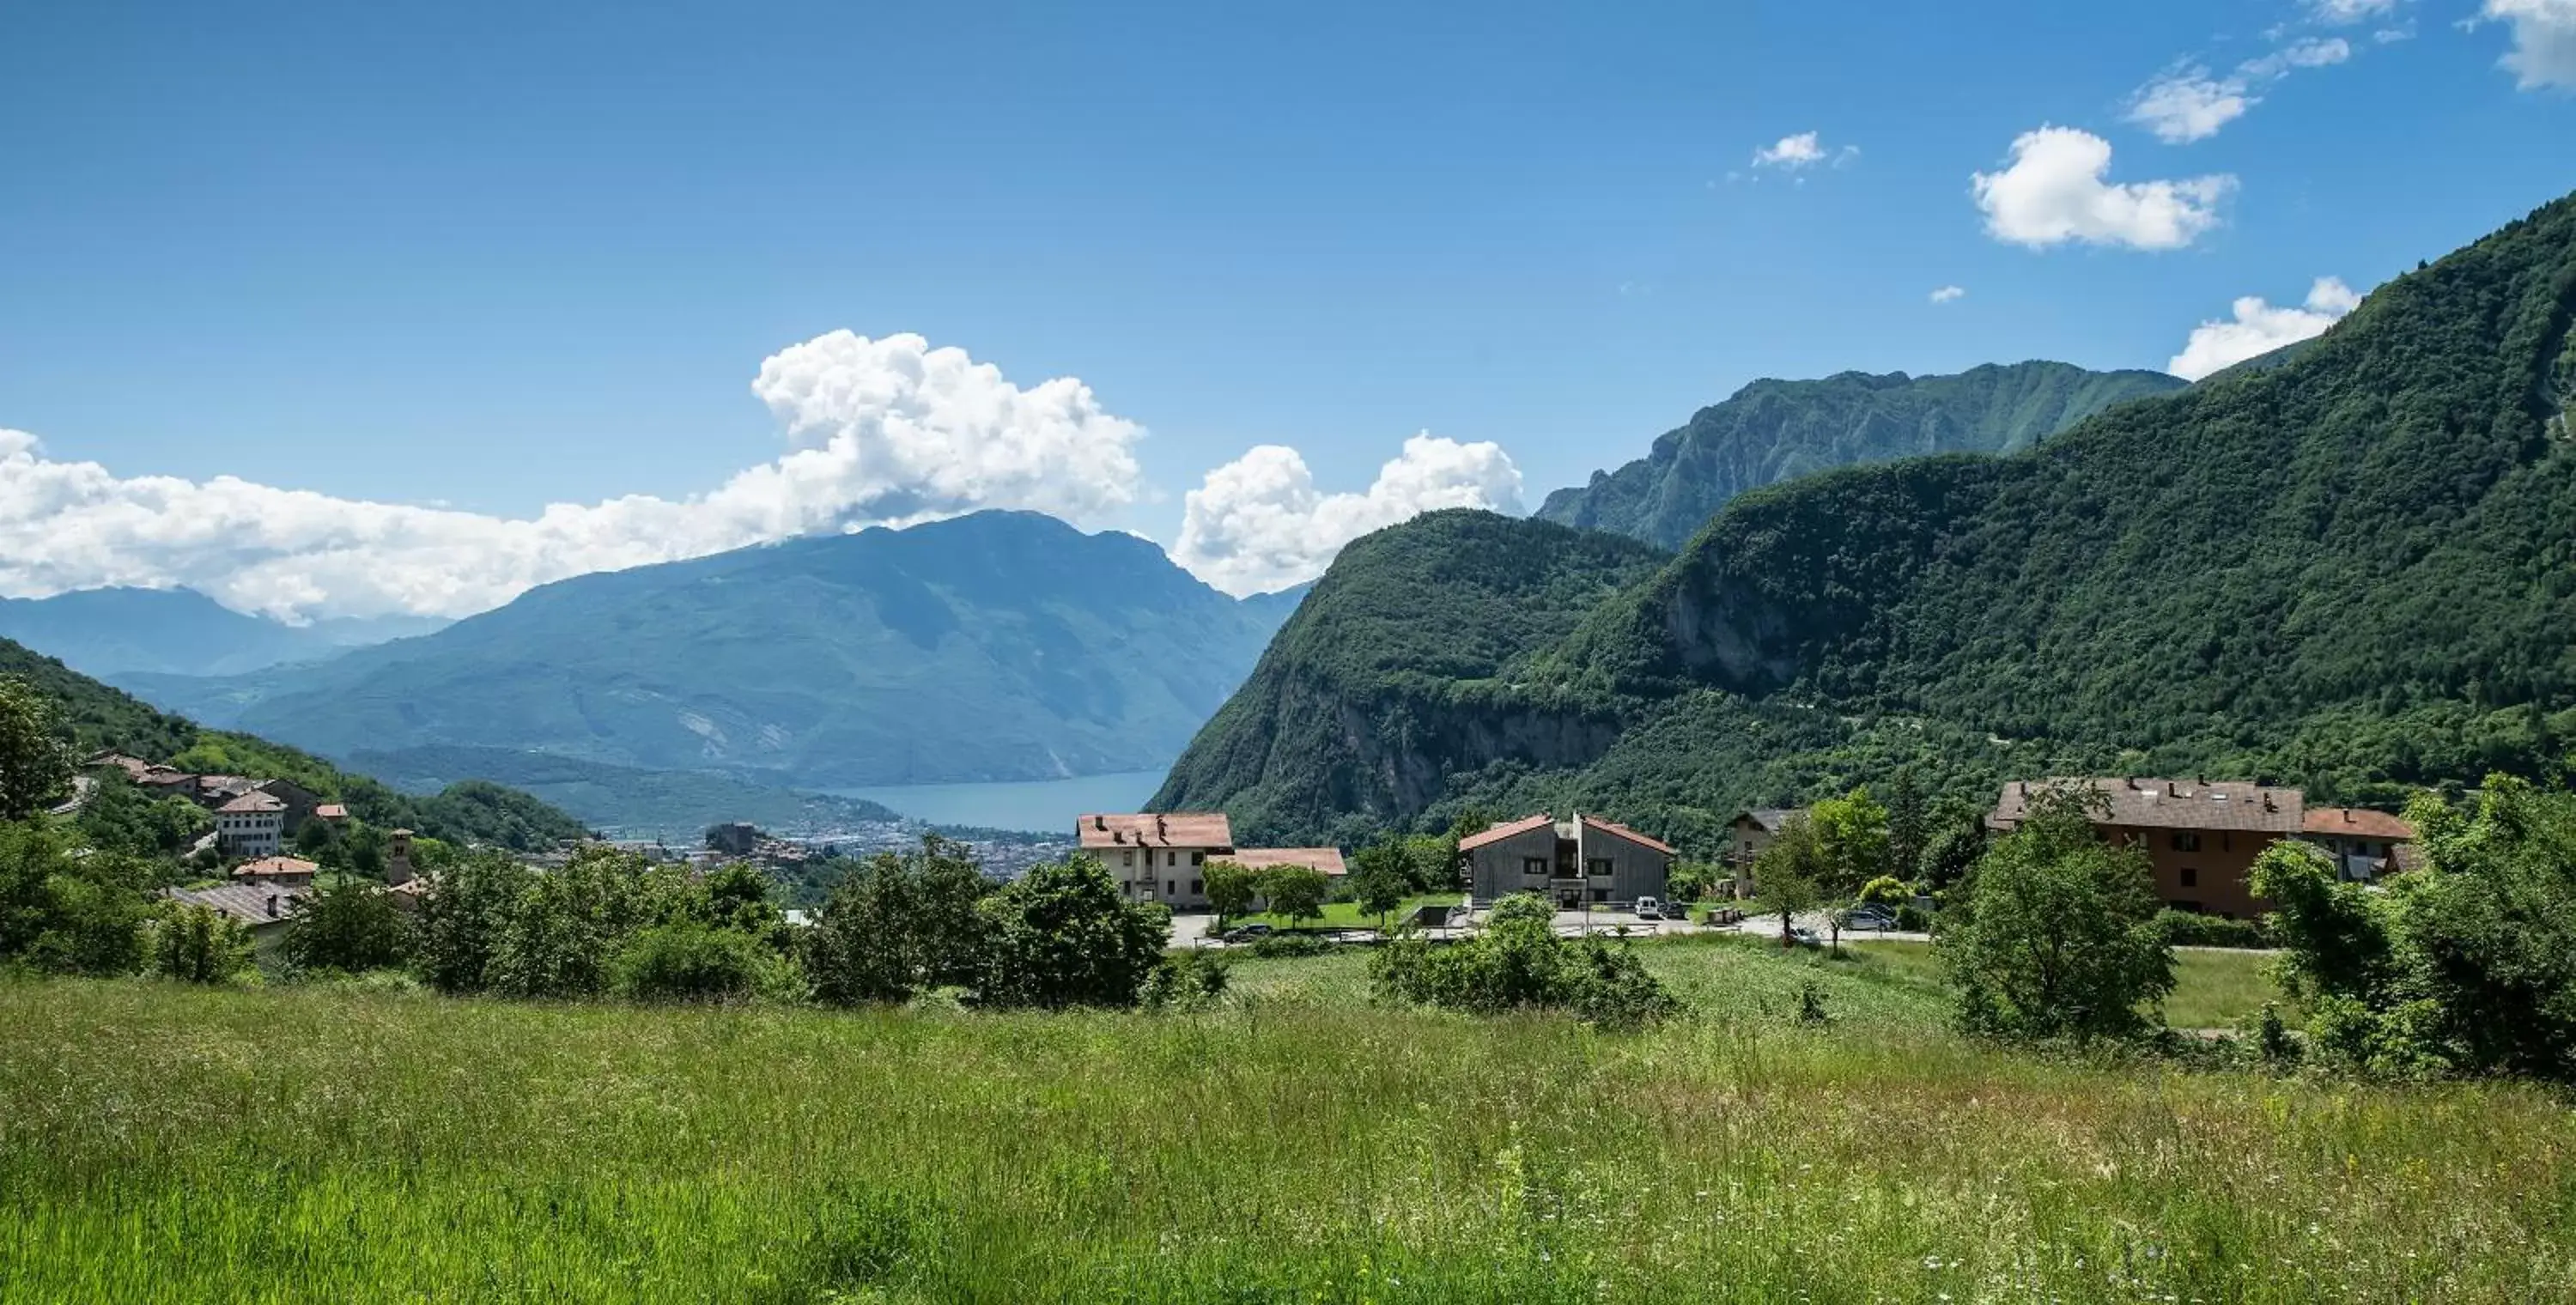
[2166,276,2365,380]
[2484,0,2576,88]
[1971,127,2234,251]
[1171,434,1523,598]
[1929,285,1966,304]
[1751,131,1826,168]
[0,331,1147,619]
[2309,0,2398,22]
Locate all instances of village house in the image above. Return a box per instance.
[231,855,319,887]
[1072,813,1348,910]
[2302,806,2418,881]
[163,883,307,955]
[212,791,288,859]
[1984,777,2413,920]
[1725,808,1806,898]
[1460,812,1674,909]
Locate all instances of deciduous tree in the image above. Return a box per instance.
[1937,785,2172,1041]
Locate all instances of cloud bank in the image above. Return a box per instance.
[0,332,1148,620]
[1172,434,1523,598]
[1972,127,2235,251]
[2166,276,2365,380]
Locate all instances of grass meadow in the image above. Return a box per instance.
[4,940,2573,1302]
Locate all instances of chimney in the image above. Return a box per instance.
[2124,776,2136,790]
[1092,815,1106,831]
[2344,809,2354,823]
[1156,814,1167,836]
[264,895,279,919]
[2166,781,2177,797]
[2264,794,2277,813]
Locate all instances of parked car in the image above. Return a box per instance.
[1220,923,1274,944]
[1632,896,1665,921]
[1844,907,1898,932]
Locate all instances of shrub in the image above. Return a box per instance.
[1857,876,1911,907]
[1247,932,1331,959]
[1371,892,1679,1029]
[1142,950,1230,1011]
[1893,904,1930,932]
[610,921,797,1003]
[2155,908,2269,949]
[2257,778,2576,1082]
[1938,785,2173,1042]
[283,877,408,975]
[973,856,1167,1010]
[149,904,255,985]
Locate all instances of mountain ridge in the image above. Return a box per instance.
[1534,360,2185,550]
[1157,190,2576,851]
[124,511,1303,787]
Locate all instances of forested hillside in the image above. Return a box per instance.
[0,638,587,851]
[1534,361,2184,549]
[1160,191,2576,850]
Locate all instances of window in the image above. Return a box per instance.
[1190,878,1202,895]
[1190,852,1205,866]
[2171,833,2201,853]
[1586,859,1613,877]
[1166,879,1176,895]
[1523,857,1550,877]
[2179,866,2198,888]
[1122,852,1134,867]
[1167,852,1178,867]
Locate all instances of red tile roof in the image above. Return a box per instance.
[1581,815,1677,857]
[1989,778,2303,835]
[313,804,348,820]
[1077,812,1234,851]
[216,792,288,815]
[2303,807,2415,841]
[1458,815,1556,853]
[232,856,319,880]
[1226,847,1349,876]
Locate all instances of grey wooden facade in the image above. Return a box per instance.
[1465,815,1671,907]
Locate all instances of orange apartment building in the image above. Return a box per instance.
[1986,777,2309,920]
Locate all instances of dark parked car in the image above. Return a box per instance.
[1220,924,1274,944]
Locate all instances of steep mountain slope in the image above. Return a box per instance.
[1163,191,2576,850]
[0,637,586,850]
[1534,361,2184,549]
[1148,512,1669,842]
[0,587,444,677]
[130,512,1301,786]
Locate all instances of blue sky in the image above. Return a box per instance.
[2,0,2571,613]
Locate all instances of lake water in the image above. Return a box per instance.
[829,769,1169,834]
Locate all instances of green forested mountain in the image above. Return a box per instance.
[1157,191,2576,851]
[0,637,587,851]
[1534,361,2184,549]
[126,512,1298,787]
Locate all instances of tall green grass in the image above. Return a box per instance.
[4,973,2570,1302]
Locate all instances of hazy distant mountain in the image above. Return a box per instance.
[125,511,1303,787]
[0,587,447,678]
[344,744,904,841]
[1534,361,2185,550]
